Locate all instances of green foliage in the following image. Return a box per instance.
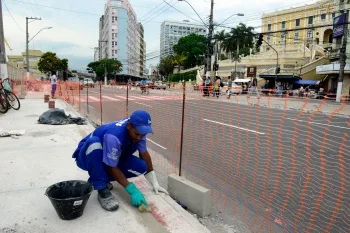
[220,54,228,60]
[220,23,255,58]
[87,59,122,78]
[38,52,68,75]
[158,55,175,78]
[168,70,197,83]
[173,34,206,69]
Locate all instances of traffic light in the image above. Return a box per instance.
[256,34,264,49]
[275,67,280,74]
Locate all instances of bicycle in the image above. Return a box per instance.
[0,78,21,111]
[140,84,149,95]
[0,88,8,114]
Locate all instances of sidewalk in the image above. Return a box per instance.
[0,93,210,233]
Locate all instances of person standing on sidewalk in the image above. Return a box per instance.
[72,110,168,211]
[50,72,57,98]
[248,77,260,98]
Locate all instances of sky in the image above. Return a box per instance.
[2,0,318,71]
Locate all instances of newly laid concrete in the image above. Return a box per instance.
[168,174,213,218]
[0,94,210,233]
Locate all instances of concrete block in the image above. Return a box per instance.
[168,174,213,217]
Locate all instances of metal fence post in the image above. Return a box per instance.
[100,82,103,125]
[87,81,89,114]
[126,82,129,118]
[179,80,186,176]
[78,82,81,112]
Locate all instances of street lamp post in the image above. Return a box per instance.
[21,19,52,99]
[177,0,243,81]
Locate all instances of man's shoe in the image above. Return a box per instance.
[107,183,113,190]
[98,187,119,211]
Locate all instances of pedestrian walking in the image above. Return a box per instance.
[203,77,210,97]
[50,72,57,98]
[248,77,260,98]
[227,77,233,99]
[72,110,168,211]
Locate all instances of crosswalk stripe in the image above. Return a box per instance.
[103,96,121,101]
[89,96,100,101]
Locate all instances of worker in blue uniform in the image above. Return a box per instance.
[72,110,168,211]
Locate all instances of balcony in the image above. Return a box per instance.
[316,63,350,74]
[328,48,340,60]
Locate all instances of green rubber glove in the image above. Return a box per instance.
[125,183,148,207]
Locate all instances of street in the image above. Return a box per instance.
[68,86,350,233]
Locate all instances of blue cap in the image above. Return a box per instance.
[129,110,153,135]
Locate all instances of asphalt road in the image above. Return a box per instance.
[74,86,350,233]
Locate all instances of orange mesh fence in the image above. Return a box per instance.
[180,84,350,233]
[58,80,350,233]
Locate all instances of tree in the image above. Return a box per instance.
[220,23,255,59]
[214,30,226,60]
[158,55,175,79]
[173,34,206,69]
[38,52,66,75]
[60,58,68,71]
[87,58,122,79]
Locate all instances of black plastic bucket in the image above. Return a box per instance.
[45,180,94,220]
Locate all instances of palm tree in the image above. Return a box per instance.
[221,23,255,59]
[213,30,226,60]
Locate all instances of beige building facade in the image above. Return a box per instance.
[7,50,43,71]
[218,0,338,88]
[261,0,336,53]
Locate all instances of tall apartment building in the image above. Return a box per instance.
[97,0,145,76]
[98,15,104,60]
[137,23,146,76]
[160,20,207,60]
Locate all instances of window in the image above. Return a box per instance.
[307,30,313,39]
[267,24,271,31]
[308,16,313,25]
[296,19,300,27]
[321,14,326,20]
[280,33,286,43]
[281,21,286,29]
[332,12,336,18]
[294,31,299,41]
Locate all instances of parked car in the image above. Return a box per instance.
[82,78,95,88]
[67,77,83,90]
[154,81,167,90]
[222,82,243,95]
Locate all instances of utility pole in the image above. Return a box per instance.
[337,10,348,103]
[0,0,8,80]
[206,0,214,81]
[26,17,41,78]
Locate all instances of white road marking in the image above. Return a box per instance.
[147,138,167,150]
[286,118,350,130]
[103,95,121,101]
[89,90,100,94]
[88,96,100,101]
[88,104,95,109]
[203,119,266,135]
[134,102,152,107]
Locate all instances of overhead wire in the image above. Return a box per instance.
[2,0,25,32]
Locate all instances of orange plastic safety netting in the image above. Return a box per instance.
[54,80,350,233]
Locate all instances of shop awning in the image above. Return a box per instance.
[259,74,301,81]
[294,80,320,85]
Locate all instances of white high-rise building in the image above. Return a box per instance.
[98,0,145,76]
[160,20,207,60]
